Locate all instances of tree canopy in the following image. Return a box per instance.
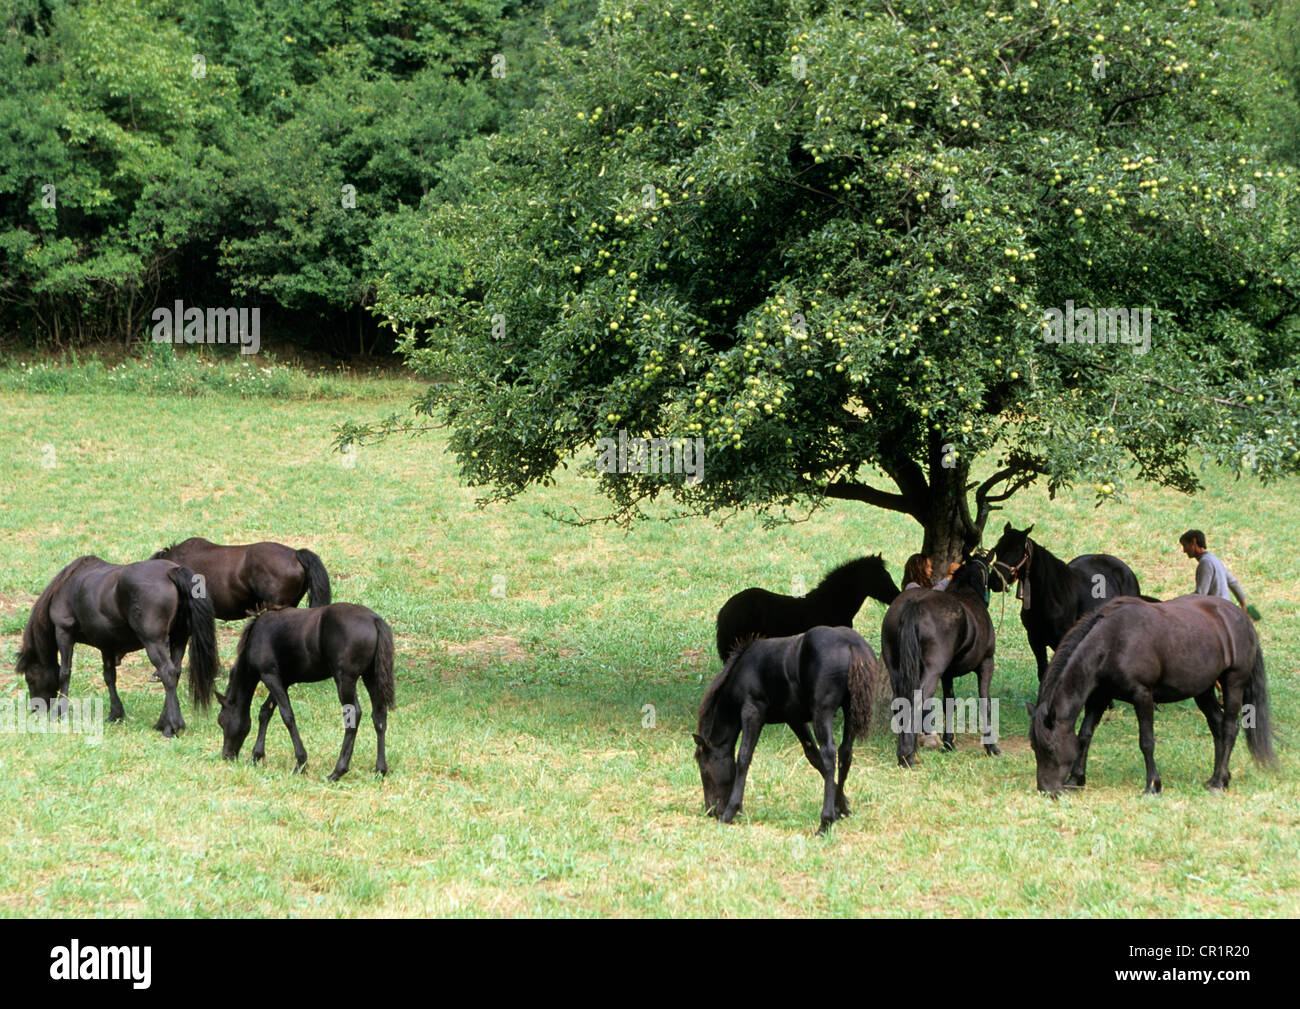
[360,0,1300,557]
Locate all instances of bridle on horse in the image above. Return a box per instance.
[991,541,1033,610]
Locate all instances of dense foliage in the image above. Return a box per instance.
[0,0,595,352]
[359,0,1300,555]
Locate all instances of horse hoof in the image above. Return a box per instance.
[293,762,307,775]
[985,744,1001,757]
[1203,779,1228,792]
[942,738,956,752]
[1142,782,1162,796]
[327,771,343,782]
[107,712,124,723]
[375,765,387,777]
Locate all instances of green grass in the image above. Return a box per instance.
[0,361,1296,917]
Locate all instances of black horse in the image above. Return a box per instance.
[882,553,999,767]
[693,625,878,833]
[216,603,395,780]
[715,555,900,660]
[151,537,331,621]
[1028,595,1275,795]
[16,556,219,736]
[989,523,1148,680]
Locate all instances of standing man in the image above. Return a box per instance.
[1179,529,1259,619]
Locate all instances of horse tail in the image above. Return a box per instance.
[373,616,396,711]
[891,599,925,701]
[170,565,217,711]
[296,549,332,608]
[1243,645,1276,767]
[845,640,878,742]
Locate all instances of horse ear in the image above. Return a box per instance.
[691,733,709,749]
[1004,521,1012,534]
[1025,522,1035,534]
[214,690,227,707]
[1025,702,1035,718]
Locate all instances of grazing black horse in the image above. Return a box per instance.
[882,553,1000,767]
[151,537,331,621]
[989,523,1148,680]
[1028,595,1275,795]
[16,556,219,736]
[216,603,395,780]
[693,625,878,833]
[715,555,900,660]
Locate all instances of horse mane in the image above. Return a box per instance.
[809,555,884,598]
[150,542,179,560]
[1039,603,1114,700]
[698,636,760,741]
[18,556,103,673]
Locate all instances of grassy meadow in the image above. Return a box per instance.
[0,355,1296,917]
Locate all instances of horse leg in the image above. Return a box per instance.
[143,640,185,738]
[1067,692,1110,787]
[788,722,823,773]
[101,650,124,722]
[262,674,309,772]
[812,709,840,834]
[1134,692,1161,794]
[1209,677,1248,792]
[251,694,276,763]
[977,656,1000,756]
[941,674,956,751]
[1031,640,1049,682]
[1194,688,1227,791]
[362,671,388,777]
[720,704,763,824]
[53,626,75,719]
[327,675,361,782]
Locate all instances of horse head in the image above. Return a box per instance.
[989,522,1035,591]
[1025,702,1078,794]
[215,689,252,760]
[950,551,994,602]
[15,611,60,708]
[692,732,736,817]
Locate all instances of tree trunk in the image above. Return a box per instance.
[920,455,977,569]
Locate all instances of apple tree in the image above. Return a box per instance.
[356,0,1300,562]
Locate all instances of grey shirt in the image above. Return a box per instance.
[1195,553,1246,604]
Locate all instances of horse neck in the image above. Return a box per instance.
[1026,541,1071,595]
[1041,648,1093,725]
[808,572,869,619]
[223,641,262,712]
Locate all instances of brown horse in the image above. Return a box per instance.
[881,553,999,767]
[216,603,395,780]
[715,555,901,660]
[1028,595,1275,795]
[694,625,878,833]
[16,556,219,736]
[151,537,331,621]
[988,522,1149,680]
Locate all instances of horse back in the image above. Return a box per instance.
[57,558,182,649]
[244,602,380,687]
